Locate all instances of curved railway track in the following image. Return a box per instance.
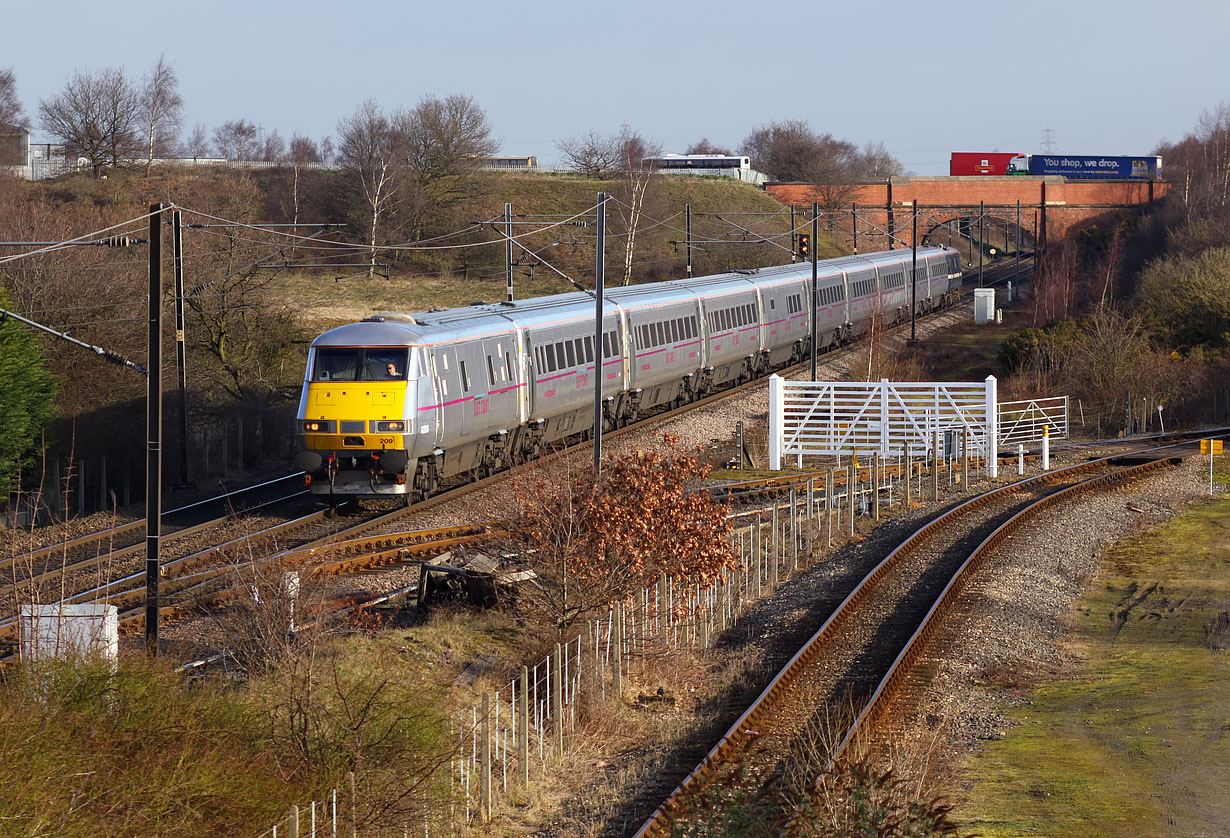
[633,445,1191,836]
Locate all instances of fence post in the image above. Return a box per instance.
[825,471,833,548]
[552,644,563,756]
[348,770,356,837]
[931,432,940,502]
[289,804,299,838]
[904,444,912,506]
[769,374,784,470]
[962,429,969,486]
[612,603,623,699]
[480,692,492,821]
[847,461,856,536]
[985,375,999,478]
[518,666,529,785]
[872,452,881,521]
[789,488,798,571]
[771,503,779,588]
[752,515,762,598]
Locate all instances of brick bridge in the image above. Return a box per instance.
[767,177,1169,256]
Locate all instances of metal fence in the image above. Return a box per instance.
[770,375,999,477]
[256,452,983,834]
[449,462,955,826]
[998,396,1068,445]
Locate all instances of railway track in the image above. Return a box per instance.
[0,275,1021,655]
[633,445,1189,836]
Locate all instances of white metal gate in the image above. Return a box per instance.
[769,375,999,477]
[997,396,1068,446]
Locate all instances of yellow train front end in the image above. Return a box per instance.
[294,320,422,503]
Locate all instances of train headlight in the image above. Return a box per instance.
[375,420,406,432]
[302,420,334,433]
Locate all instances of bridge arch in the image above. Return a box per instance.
[768,176,1167,252]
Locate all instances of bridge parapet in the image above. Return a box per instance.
[767,176,1168,249]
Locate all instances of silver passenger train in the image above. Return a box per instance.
[294,246,963,502]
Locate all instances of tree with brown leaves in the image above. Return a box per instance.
[499,437,736,631]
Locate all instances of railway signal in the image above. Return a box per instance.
[797,233,810,258]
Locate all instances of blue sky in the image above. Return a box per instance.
[6,0,1224,175]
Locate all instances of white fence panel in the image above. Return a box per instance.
[998,396,1068,446]
[770,375,998,477]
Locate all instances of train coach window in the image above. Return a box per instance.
[555,342,567,370]
[573,338,584,365]
[460,360,472,391]
[486,356,496,386]
[312,348,411,381]
[565,340,576,368]
[584,335,593,363]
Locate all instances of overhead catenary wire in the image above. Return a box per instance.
[178,201,606,251]
[0,209,161,266]
[0,307,147,375]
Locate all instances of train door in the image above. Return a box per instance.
[480,335,517,433]
[841,271,852,326]
[513,327,532,424]
[429,346,456,448]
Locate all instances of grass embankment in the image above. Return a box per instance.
[956,462,1230,836]
[278,173,846,332]
[0,611,534,837]
[906,291,1026,383]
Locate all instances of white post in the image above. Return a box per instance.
[769,374,784,471]
[985,375,998,478]
[1018,444,1024,475]
[1157,404,1165,434]
[1041,424,1050,471]
[880,378,890,457]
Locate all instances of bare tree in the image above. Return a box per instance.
[139,54,183,173]
[284,133,322,234]
[0,67,27,129]
[557,129,623,178]
[399,93,497,182]
[613,128,662,285]
[686,137,731,155]
[0,68,27,166]
[261,128,285,163]
[184,122,210,158]
[741,119,901,186]
[856,140,904,179]
[337,100,402,276]
[39,67,141,175]
[212,119,259,162]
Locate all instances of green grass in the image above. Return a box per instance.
[955,481,1230,837]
